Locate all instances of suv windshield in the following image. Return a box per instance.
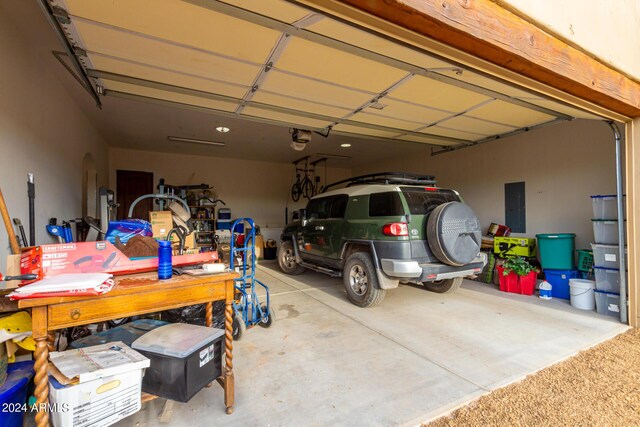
[401,187,461,215]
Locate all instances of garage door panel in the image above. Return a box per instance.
[102,80,239,112]
[260,71,372,109]
[64,0,280,64]
[74,20,261,86]
[332,124,400,138]
[219,0,310,24]
[442,116,517,136]
[276,38,408,93]
[396,134,459,146]
[367,99,451,124]
[251,92,350,118]
[349,112,422,131]
[420,126,483,141]
[241,106,333,129]
[436,68,536,100]
[389,76,491,113]
[307,19,452,71]
[518,98,599,120]
[91,56,248,99]
[468,100,555,127]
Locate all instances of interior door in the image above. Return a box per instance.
[116,170,153,220]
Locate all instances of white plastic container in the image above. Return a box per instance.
[569,278,596,310]
[592,220,625,245]
[593,267,623,293]
[539,281,552,300]
[591,243,627,269]
[591,195,624,219]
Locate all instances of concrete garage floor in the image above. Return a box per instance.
[122,262,627,427]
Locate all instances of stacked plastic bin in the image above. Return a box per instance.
[591,195,626,317]
[536,233,578,300]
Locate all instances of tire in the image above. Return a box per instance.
[423,277,463,294]
[427,202,482,266]
[302,179,314,200]
[258,304,275,328]
[291,183,302,202]
[277,241,305,275]
[232,314,246,341]
[343,252,386,307]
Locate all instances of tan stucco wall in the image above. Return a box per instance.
[0,3,109,273]
[108,148,352,241]
[500,0,640,82]
[353,120,617,252]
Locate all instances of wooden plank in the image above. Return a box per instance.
[335,0,640,117]
[626,119,639,327]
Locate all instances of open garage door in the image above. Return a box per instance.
[42,0,604,155]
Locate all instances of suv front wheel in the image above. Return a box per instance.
[423,277,463,294]
[278,241,305,275]
[343,252,386,307]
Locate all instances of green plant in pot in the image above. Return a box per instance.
[502,257,540,277]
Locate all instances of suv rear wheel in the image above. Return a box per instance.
[343,252,386,307]
[278,241,305,275]
[423,277,463,294]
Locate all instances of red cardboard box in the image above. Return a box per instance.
[19,241,218,285]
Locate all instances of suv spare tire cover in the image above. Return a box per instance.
[427,202,481,266]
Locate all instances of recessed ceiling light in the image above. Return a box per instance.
[167,136,225,146]
[340,143,351,148]
[215,126,230,133]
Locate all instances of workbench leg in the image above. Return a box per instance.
[205,302,214,388]
[32,306,50,427]
[224,300,235,414]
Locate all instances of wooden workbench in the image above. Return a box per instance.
[18,271,238,427]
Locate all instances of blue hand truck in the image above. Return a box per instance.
[229,218,274,340]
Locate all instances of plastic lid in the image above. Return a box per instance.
[158,240,172,247]
[0,361,34,399]
[593,266,621,271]
[535,233,575,238]
[594,289,620,295]
[568,278,595,290]
[590,195,617,199]
[132,323,224,358]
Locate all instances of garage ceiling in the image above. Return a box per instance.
[47,0,601,153]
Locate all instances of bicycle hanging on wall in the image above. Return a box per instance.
[290,158,325,202]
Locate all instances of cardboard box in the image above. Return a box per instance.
[150,211,196,250]
[493,237,536,258]
[253,235,264,259]
[149,211,173,238]
[19,241,218,283]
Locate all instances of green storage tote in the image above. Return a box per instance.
[536,233,575,270]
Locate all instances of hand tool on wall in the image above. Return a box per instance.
[27,173,35,246]
[0,187,20,254]
[13,218,27,247]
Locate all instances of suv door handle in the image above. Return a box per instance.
[315,225,324,231]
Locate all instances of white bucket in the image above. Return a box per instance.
[539,281,552,300]
[569,279,596,310]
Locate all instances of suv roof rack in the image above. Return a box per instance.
[322,172,436,193]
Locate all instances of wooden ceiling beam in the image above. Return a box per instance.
[336,0,640,118]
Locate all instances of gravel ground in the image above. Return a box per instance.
[427,328,640,427]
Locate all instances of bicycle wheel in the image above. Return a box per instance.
[302,179,315,200]
[291,182,302,202]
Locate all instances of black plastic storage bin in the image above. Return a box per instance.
[132,323,224,402]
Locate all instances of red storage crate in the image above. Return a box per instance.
[519,271,537,295]
[497,266,519,293]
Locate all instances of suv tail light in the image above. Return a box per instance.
[382,222,408,236]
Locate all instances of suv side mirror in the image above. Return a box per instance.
[299,209,307,225]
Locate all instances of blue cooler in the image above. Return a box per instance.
[544,269,580,300]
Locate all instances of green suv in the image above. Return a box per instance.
[278,172,487,307]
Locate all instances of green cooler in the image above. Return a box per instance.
[536,233,575,269]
